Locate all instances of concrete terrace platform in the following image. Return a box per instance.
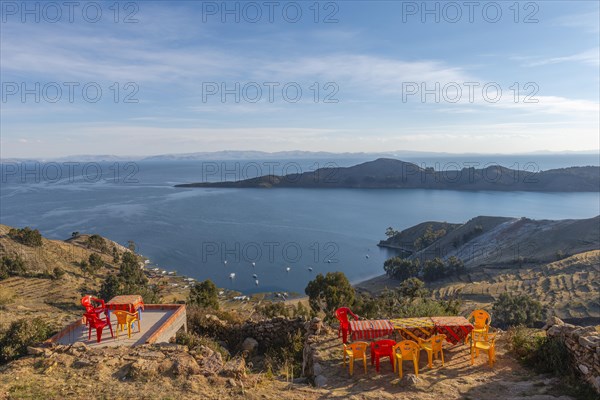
[48,304,187,348]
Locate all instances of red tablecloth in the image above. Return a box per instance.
[349,319,394,341]
[107,295,144,314]
[431,316,473,344]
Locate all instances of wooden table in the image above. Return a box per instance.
[349,319,395,341]
[430,316,473,344]
[390,317,435,342]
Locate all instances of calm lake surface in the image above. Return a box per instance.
[1,156,598,294]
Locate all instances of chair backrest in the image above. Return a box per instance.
[345,341,368,356]
[469,309,491,329]
[335,307,357,326]
[81,295,105,311]
[372,339,396,352]
[393,340,419,358]
[428,334,446,351]
[112,310,137,325]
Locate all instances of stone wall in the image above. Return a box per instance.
[302,317,327,387]
[238,317,307,353]
[544,317,600,393]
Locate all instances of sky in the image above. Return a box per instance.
[0,0,599,158]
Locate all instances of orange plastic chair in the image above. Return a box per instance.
[417,334,446,368]
[471,332,497,367]
[466,309,491,343]
[392,340,420,378]
[370,339,396,373]
[343,341,368,376]
[335,307,359,343]
[112,310,141,339]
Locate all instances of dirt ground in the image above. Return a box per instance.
[0,329,576,400]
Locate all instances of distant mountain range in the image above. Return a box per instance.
[2,149,598,163]
[175,158,600,192]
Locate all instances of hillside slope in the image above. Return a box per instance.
[360,215,600,322]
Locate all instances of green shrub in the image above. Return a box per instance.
[188,280,219,309]
[0,318,52,363]
[8,227,43,247]
[305,271,355,319]
[264,328,304,379]
[492,293,543,328]
[258,302,290,318]
[86,234,108,252]
[414,224,448,250]
[52,267,65,280]
[88,253,104,271]
[0,255,27,279]
[356,278,461,319]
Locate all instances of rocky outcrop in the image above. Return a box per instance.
[544,317,600,393]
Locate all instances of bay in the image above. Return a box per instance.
[1,156,598,294]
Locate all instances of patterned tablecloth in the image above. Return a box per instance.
[107,295,145,314]
[430,316,473,344]
[390,317,436,342]
[349,320,395,341]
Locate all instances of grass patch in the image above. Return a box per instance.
[507,326,598,400]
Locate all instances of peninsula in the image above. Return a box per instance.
[175,158,600,192]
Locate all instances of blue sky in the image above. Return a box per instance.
[1,0,599,158]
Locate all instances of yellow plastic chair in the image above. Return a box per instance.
[466,309,491,343]
[343,341,368,376]
[471,332,497,367]
[392,340,419,378]
[112,310,141,339]
[417,334,446,368]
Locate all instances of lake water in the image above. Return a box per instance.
[1,155,598,294]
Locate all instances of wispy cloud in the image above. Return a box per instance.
[520,48,599,67]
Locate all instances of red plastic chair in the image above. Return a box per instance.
[81,295,106,316]
[85,312,114,343]
[371,339,396,372]
[335,307,359,343]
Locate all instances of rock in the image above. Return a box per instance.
[579,336,598,349]
[593,376,600,392]
[313,362,323,376]
[72,359,95,369]
[221,356,246,379]
[543,316,564,330]
[195,346,224,376]
[579,364,589,375]
[172,354,202,375]
[241,337,258,354]
[71,342,88,350]
[313,374,327,387]
[226,378,237,388]
[293,377,308,384]
[206,314,227,327]
[127,359,159,381]
[547,325,566,337]
[137,351,166,360]
[399,374,421,386]
[27,346,46,356]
